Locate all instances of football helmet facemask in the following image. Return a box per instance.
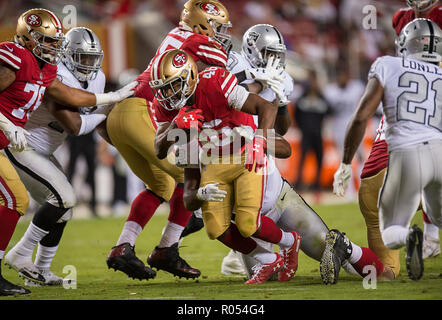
[150,49,199,111]
[15,8,65,65]
[62,27,104,82]
[406,0,438,12]
[180,0,232,52]
[396,18,442,63]
[242,24,286,69]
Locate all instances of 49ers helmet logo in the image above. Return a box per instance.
[200,3,220,16]
[25,14,42,27]
[172,52,188,67]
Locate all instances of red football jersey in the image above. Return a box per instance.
[134,27,228,102]
[0,41,57,149]
[392,5,442,35]
[154,67,256,155]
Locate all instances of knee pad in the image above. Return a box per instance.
[57,209,73,223]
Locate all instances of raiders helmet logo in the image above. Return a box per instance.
[247,31,260,47]
[172,52,187,68]
[200,3,220,16]
[26,14,42,27]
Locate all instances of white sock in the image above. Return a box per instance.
[382,225,409,249]
[158,221,184,248]
[348,242,362,264]
[116,221,142,246]
[35,244,58,270]
[14,222,49,258]
[279,231,294,249]
[424,222,440,240]
[249,245,277,265]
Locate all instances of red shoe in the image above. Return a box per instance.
[278,231,302,282]
[245,253,284,285]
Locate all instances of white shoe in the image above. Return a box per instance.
[422,236,441,259]
[4,249,46,285]
[25,268,63,286]
[221,250,246,276]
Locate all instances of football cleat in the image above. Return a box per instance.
[422,235,441,259]
[147,242,201,279]
[221,250,247,276]
[245,253,284,285]
[106,243,156,280]
[0,275,31,296]
[278,231,302,282]
[180,213,204,239]
[406,225,424,280]
[4,249,46,285]
[25,268,63,286]
[320,229,352,285]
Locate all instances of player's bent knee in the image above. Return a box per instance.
[381,225,408,250]
[57,209,73,223]
[236,222,258,238]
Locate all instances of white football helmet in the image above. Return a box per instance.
[62,27,104,82]
[396,18,442,63]
[241,24,286,69]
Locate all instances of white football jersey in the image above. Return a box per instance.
[369,56,442,151]
[25,62,106,155]
[226,51,294,104]
[260,155,283,216]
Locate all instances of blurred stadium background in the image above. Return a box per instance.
[0,0,406,218]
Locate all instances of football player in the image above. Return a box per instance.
[4,27,109,287]
[333,3,442,283]
[393,0,441,260]
[333,19,442,280]
[0,8,136,296]
[105,0,235,280]
[193,24,391,284]
[151,48,302,284]
[393,0,441,35]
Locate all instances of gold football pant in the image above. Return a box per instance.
[358,168,400,277]
[0,151,29,215]
[200,160,265,240]
[106,97,183,201]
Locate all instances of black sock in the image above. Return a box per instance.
[32,202,69,232]
[40,222,67,247]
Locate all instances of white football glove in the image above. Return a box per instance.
[0,112,30,152]
[333,163,352,197]
[95,81,138,106]
[196,183,227,202]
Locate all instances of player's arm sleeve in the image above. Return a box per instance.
[367,57,386,88]
[0,44,22,70]
[218,71,249,110]
[183,37,228,68]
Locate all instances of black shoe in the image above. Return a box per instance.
[106,243,156,280]
[180,213,204,239]
[406,225,424,281]
[147,243,201,279]
[320,229,352,285]
[0,276,31,296]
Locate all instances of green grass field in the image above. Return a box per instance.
[1,202,441,301]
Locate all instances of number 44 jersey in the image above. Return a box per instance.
[369,55,442,151]
[0,41,57,148]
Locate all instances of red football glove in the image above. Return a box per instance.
[173,106,204,131]
[242,135,267,172]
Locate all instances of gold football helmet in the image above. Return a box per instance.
[150,49,199,111]
[15,8,65,65]
[180,0,232,51]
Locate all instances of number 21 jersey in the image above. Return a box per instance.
[368,56,442,151]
